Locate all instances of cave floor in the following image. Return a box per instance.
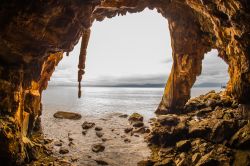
[27,112,150,166]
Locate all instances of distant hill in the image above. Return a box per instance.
[49,82,226,88]
[193,82,226,87]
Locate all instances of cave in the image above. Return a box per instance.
[0,0,250,165]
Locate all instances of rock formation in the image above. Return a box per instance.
[0,0,249,165]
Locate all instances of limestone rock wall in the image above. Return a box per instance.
[0,52,62,164]
[0,0,249,164]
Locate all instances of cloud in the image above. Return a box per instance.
[48,11,229,88]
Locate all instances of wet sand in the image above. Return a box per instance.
[41,110,151,166]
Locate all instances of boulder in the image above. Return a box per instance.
[157,115,179,126]
[230,123,250,149]
[128,113,143,122]
[210,120,236,143]
[53,111,81,120]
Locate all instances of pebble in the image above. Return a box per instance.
[59,147,69,154]
[92,144,105,153]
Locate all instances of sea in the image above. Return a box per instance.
[42,86,221,120]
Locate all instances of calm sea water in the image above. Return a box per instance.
[42,87,221,120]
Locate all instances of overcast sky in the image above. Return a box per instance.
[50,9,229,87]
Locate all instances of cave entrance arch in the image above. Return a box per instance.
[191,49,229,97]
[41,9,172,165]
[44,8,172,119]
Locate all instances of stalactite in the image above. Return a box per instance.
[78,28,91,98]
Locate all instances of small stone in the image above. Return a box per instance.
[82,130,87,135]
[96,131,104,138]
[44,138,53,144]
[68,142,74,146]
[129,113,143,122]
[95,159,109,165]
[82,121,95,129]
[95,126,103,131]
[121,135,126,138]
[53,111,82,120]
[71,156,79,162]
[119,114,128,118]
[176,140,191,152]
[133,121,144,128]
[102,138,107,142]
[124,138,131,143]
[68,137,73,142]
[92,144,105,153]
[124,127,133,133]
[59,147,69,154]
[54,141,62,146]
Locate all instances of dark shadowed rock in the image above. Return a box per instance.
[176,140,191,152]
[137,159,155,166]
[133,121,144,128]
[157,115,179,126]
[53,111,82,120]
[124,127,133,133]
[230,123,250,149]
[210,120,236,143]
[95,126,103,131]
[154,158,175,166]
[233,150,250,166]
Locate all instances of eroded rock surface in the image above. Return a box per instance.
[0,0,249,165]
[144,91,250,166]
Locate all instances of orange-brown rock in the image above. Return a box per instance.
[0,0,249,165]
